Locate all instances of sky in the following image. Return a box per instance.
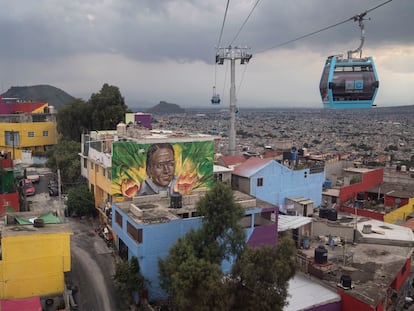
[0,0,413,109]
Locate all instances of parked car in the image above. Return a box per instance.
[26,171,40,183]
[19,179,36,196]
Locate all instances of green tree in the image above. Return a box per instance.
[66,184,95,216]
[229,232,297,311]
[46,140,81,187]
[57,98,92,141]
[196,182,246,263]
[89,83,129,130]
[113,256,147,308]
[159,231,229,311]
[158,183,245,310]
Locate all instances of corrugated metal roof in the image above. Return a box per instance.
[221,155,248,166]
[278,215,312,231]
[232,157,272,178]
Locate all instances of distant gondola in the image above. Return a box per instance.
[319,13,379,109]
[211,86,221,104]
[319,55,379,109]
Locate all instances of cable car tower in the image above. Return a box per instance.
[216,46,252,155]
[319,13,379,109]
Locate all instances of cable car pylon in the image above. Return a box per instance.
[216,46,252,155]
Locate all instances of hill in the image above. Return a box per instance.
[1,85,75,110]
[146,101,185,114]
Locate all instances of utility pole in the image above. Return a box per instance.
[216,46,252,156]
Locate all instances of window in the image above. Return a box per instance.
[43,131,48,137]
[90,161,93,170]
[102,168,106,177]
[257,178,264,187]
[127,221,143,243]
[83,158,87,169]
[28,132,34,138]
[5,131,20,147]
[115,211,123,227]
[107,169,112,180]
[214,173,223,181]
[95,164,99,173]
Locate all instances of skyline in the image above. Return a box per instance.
[0,0,413,109]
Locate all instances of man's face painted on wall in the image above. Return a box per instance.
[148,148,175,187]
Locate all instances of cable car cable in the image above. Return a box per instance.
[212,0,230,105]
[230,0,262,46]
[255,0,393,55]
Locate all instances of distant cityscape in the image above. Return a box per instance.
[150,106,414,168]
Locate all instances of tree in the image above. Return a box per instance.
[159,231,229,311]
[89,83,129,130]
[57,98,92,141]
[46,140,81,187]
[229,232,298,311]
[113,256,147,308]
[158,183,245,310]
[196,182,246,263]
[66,184,95,216]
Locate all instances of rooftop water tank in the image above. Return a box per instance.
[319,208,330,219]
[170,192,182,209]
[327,209,338,221]
[340,274,352,289]
[314,245,328,264]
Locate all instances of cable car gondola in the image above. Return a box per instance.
[211,86,221,104]
[319,13,379,109]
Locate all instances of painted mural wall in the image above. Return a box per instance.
[112,140,214,201]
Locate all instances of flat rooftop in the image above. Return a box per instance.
[115,190,260,225]
[1,211,72,237]
[300,215,414,307]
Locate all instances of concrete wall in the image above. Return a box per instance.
[312,219,354,242]
[0,229,71,298]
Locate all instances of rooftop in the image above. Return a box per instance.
[299,215,414,307]
[115,190,259,225]
[1,211,72,237]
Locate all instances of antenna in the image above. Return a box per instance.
[216,46,252,155]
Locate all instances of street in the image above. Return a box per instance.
[27,167,122,311]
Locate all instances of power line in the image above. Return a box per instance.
[256,0,393,55]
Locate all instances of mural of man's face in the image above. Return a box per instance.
[148,148,175,187]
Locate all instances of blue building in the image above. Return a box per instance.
[112,190,278,301]
[231,157,325,211]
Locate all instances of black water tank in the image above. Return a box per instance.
[314,245,328,264]
[357,192,364,201]
[170,192,182,209]
[327,209,338,221]
[319,208,330,219]
[34,218,45,228]
[340,274,352,289]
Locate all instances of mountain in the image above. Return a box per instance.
[1,85,75,110]
[146,101,185,114]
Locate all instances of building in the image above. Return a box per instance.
[298,214,414,310]
[232,157,325,209]
[112,190,278,301]
[0,97,57,163]
[0,152,19,215]
[0,211,72,300]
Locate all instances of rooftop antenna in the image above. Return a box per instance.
[215,46,252,155]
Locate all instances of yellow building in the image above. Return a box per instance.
[0,102,57,161]
[0,212,72,299]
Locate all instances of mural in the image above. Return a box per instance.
[112,140,214,200]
